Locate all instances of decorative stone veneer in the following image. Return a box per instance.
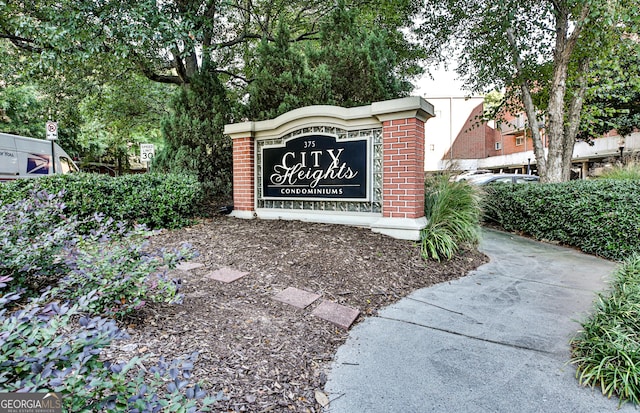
[255,126,383,214]
[223,97,434,240]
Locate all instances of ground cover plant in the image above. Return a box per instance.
[482,179,640,261]
[420,174,481,261]
[0,190,214,411]
[0,187,487,411]
[0,172,203,231]
[571,254,640,406]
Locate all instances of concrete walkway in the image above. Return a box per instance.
[324,229,635,412]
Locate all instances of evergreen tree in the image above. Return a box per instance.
[314,1,413,107]
[154,66,232,196]
[245,1,416,121]
[245,23,326,121]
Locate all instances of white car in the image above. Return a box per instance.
[453,170,493,181]
[466,173,540,185]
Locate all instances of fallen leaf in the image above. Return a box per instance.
[314,390,329,407]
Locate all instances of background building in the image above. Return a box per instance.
[421,96,485,171]
[422,96,639,178]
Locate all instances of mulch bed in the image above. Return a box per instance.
[108,215,487,412]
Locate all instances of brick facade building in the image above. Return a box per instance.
[425,99,638,177]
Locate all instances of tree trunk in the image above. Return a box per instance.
[543,1,589,182]
[520,83,547,178]
[185,51,199,78]
[562,58,590,180]
[506,28,547,178]
[508,1,589,183]
[545,153,564,182]
[543,5,572,183]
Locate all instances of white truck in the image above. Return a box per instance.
[0,132,79,181]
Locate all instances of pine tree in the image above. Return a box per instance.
[155,66,232,196]
[245,23,325,121]
[313,1,412,107]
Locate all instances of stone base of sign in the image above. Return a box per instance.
[256,210,426,240]
[370,216,428,241]
[230,210,256,220]
[256,209,380,227]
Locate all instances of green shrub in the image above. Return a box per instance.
[420,175,481,261]
[154,65,232,198]
[482,180,640,261]
[0,172,203,230]
[571,254,640,406]
[55,226,190,319]
[0,190,80,293]
[0,286,215,411]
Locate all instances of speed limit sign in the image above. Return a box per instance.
[46,121,58,140]
[140,143,155,162]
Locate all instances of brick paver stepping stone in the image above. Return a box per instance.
[206,267,249,283]
[176,261,205,271]
[273,287,321,309]
[312,300,360,329]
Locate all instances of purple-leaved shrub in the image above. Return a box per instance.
[0,191,217,411]
[1,190,192,317]
[0,284,216,412]
[0,190,79,294]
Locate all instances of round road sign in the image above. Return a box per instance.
[46,121,58,140]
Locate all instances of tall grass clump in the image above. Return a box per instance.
[571,254,640,406]
[420,175,481,261]
[599,160,640,180]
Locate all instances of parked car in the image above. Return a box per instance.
[452,169,493,181]
[466,173,540,185]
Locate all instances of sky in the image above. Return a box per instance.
[412,65,472,98]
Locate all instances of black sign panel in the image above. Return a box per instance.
[263,135,368,199]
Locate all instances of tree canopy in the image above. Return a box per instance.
[244,2,418,120]
[1,1,423,191]
[579,35,640,140]
[0,0,422,90]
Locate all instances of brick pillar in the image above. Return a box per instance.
[381,118,425,219]
[231,136,255,218]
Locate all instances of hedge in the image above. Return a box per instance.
[482,179,640,261]
[0,173,203,230]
